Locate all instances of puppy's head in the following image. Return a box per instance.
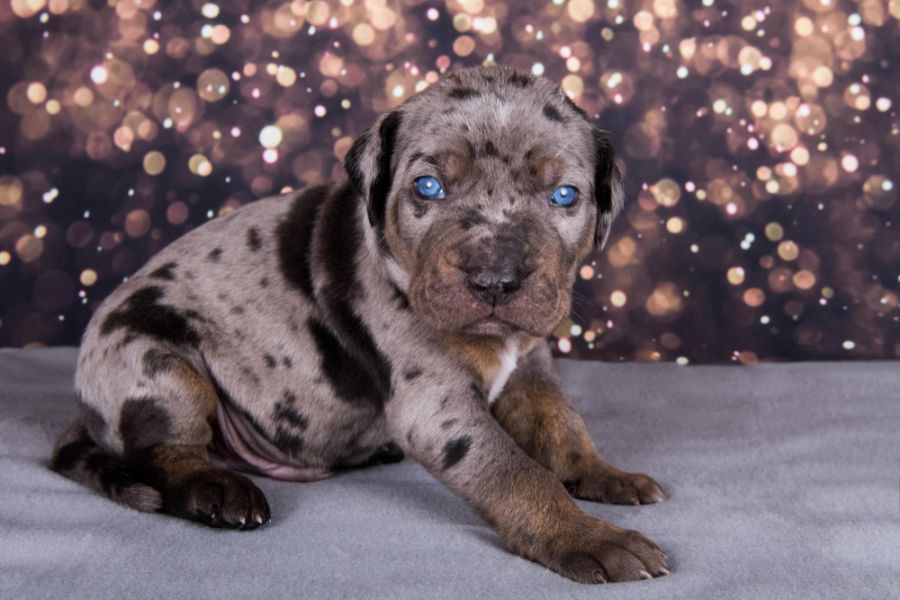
[345,66,624,338]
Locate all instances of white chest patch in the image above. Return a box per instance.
[488,338,519,404]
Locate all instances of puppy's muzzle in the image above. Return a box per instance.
[464,265,528,306]
[459,234,535,307]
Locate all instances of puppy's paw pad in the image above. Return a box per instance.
[573,468,666,505]
[169,469,270,530]
[553,524,669,583]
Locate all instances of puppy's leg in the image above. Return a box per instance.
[386,368,668,583]
[491,342,665,505]
[56,347,269,529]
[124,353,271,529]
[130,444,270,529]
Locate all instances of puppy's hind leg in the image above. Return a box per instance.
[130,444,271,529]
[51,418,164,513]
[55,347,269,529]
[125,353,271,529]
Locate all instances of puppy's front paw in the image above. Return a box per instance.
[164,469,271,530]
[567,465,666,505]
[533,517,670,583]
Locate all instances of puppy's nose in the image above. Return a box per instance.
[465,267,524,306]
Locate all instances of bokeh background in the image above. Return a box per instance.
[0,0,897,362]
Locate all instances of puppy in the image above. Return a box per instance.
[52,66,669,583]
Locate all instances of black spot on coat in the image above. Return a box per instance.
[390,285,410,310]
[273,430,305,454]
[592,129,622,222]
[344,111,403,228]
[207,248,222,262]
[447,87,480,100]
[246,227,262,251]
[142,348,179,378]
[276,185,328,298]
[148,262,177,280]
[543,103,565,123]
[370,111,402,227]
[272,390,309,430]
[75,395,107,442]
[52,437,93,473]
[404,367,423,381]
[459,211,487,230]
[363,442,405,465]
[507,71,533,87]
[100,287,201,346]
[314,185,393,403]
[442,436,472,470]
[307,318,385,408]
[119,397,172,454]
[264,353,277,369]
[241,366,260,385]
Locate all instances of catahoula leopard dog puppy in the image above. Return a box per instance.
[52,66,669,583]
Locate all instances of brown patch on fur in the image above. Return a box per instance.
[443,335,503,388]
[528,153,564,190]
[128,444,270,528]
[441,149,473,184]
[491,369,599,483]
[441,334,542,392]
[491,359,666,506]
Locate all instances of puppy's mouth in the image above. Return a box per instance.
[406,254,569,338]
[461,313,523,336]
[427,299,562,338]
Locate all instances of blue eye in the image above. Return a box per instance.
[550,185,577,207]
[414,176,445,200]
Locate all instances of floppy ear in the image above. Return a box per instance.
[344,110,403,228]
[592,129,625,250]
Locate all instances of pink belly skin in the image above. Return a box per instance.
[212,398,331,482]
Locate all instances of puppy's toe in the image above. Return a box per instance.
[573,468,666,505]
[167,469,270,530]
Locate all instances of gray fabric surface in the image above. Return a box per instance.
[0,347,897,600]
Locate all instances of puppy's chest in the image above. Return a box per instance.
[447,336,537,403]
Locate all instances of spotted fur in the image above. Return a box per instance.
[51,66,668,582]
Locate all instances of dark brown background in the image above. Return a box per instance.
[0,0,897,362]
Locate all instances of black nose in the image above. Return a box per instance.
[465,267,524,306]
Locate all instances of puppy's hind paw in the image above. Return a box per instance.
[165,468,271,530]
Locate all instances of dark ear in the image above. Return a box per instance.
[592,129,625,250]
[344,111,403,228]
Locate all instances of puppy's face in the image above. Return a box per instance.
[346,67,623,338]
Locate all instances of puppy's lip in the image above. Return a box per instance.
[464,313,538,336]
[461,316,517,336]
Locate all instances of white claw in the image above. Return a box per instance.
[254,514,264,524]
[639,570,653,580]
[238,516,246,525]
[659,567,671,576]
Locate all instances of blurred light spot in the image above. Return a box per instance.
[80,269,97,286]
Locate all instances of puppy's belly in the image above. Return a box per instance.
[210,392,392,480]
[212,397,332,481]
[202,338,393,479]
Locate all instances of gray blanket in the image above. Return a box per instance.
[1,347,897,599]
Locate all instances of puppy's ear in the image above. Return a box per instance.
[592,129,625,250]
[344,110,403,228]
